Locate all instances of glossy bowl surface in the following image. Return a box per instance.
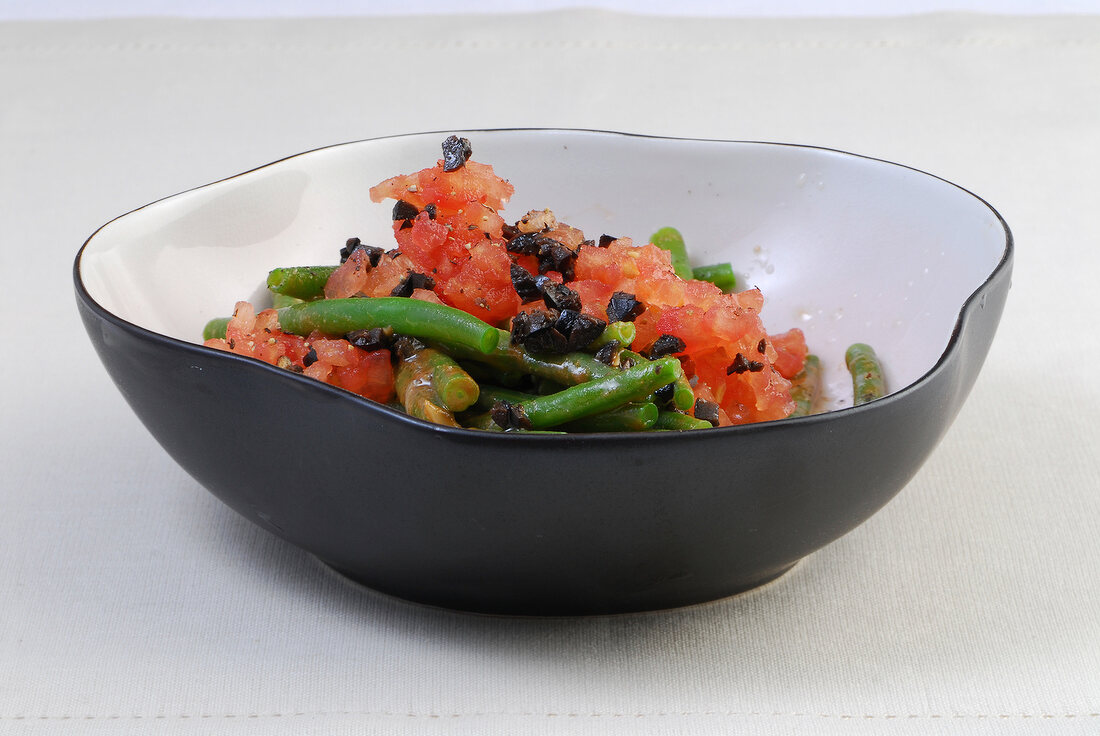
[76,130,1012,614]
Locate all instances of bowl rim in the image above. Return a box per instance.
[74,127,1014,443]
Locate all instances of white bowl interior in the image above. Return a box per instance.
[80,131,1007,410]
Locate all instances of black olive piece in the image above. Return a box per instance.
[505,232,543,256]
[524,327,569,355]
[490,399,533,431]
[757,338,767,355]
[510,310,554,344]
[537,240,577,280]
[606,291,645,323]
[390,271,436,298]
[424,203,437,220]
[598,234,616,248]
[398,220,413,230]
[303,346,319,367]
[510,263,543,303]
[653,382,675,406]
[511,310,570,354]
[345,327,393,352]
[391,200,420,221]
[726,352,764,374]
[556,310,607,351]
[694,398,721,427]
[501,223,520,240]
[541,282,582,313]
[339,237,361,263]
[508,305,558,341]
[441,135,473,172]
[593,340,620,366]
[648,334,686,359]
[340,237,384,266]
[392,335,426,361]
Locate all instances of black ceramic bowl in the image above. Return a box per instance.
[76,130,1012,615]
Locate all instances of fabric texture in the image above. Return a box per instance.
[1,11,1098,734]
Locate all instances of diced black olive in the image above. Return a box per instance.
[606,291,645,323]
[424,203,437,220]
[339,237,384,265]
[593,340,620,365]
[524,327,569,355]
[501,223,520,240]
[556,310,607,351]
[653,382,675,406]
[757,338,767,355]
[511,310,569,354]
[510,263,542,303]
[490,399,532,431]
[390,271,436,298]
[694,398,721,427]
[398,220,413,230]
[598,234,616,248]
[510,309,553,343]
[537,239,577,280]
[392,200,419,221]
[505,231,543,256]
[303,346,318,367]
[345,327,393,352]
[541,282,582,312]
[339,237,361,263]
[392,335,426,361]
[648,334,686,358]
[441,135,473,172]
[726,352,764,374]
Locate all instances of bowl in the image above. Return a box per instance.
[75,130,1012,615]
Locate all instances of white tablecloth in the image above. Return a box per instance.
[2,11,1098,734]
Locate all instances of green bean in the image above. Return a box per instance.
[277,298,499,355]
[202,317,230,341]
[845,343,886,406]
[465,399,658,433]
[789,354,822,417]
[619,349,693,410]
[460,412,566,433]
[588,321,636,351]
[394,348,460,427]
[476,385,658,432]
[460,411,500,431]
[266,265,337,300]
[424,349,480,412]
[443,329,616,385]
[473,385,537,412]
[510,357,682,429]
[459,361,526,388]
[270,292,304,309]
[561,402,658,432]
[650,226,693,280]
[691,263,736,293]
[670,375,695,410]
[653,410,714,431]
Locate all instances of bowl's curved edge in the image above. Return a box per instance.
[72,131,1014,614]
[74,127,1014,443]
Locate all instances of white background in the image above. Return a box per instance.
[4,0,1100,17]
